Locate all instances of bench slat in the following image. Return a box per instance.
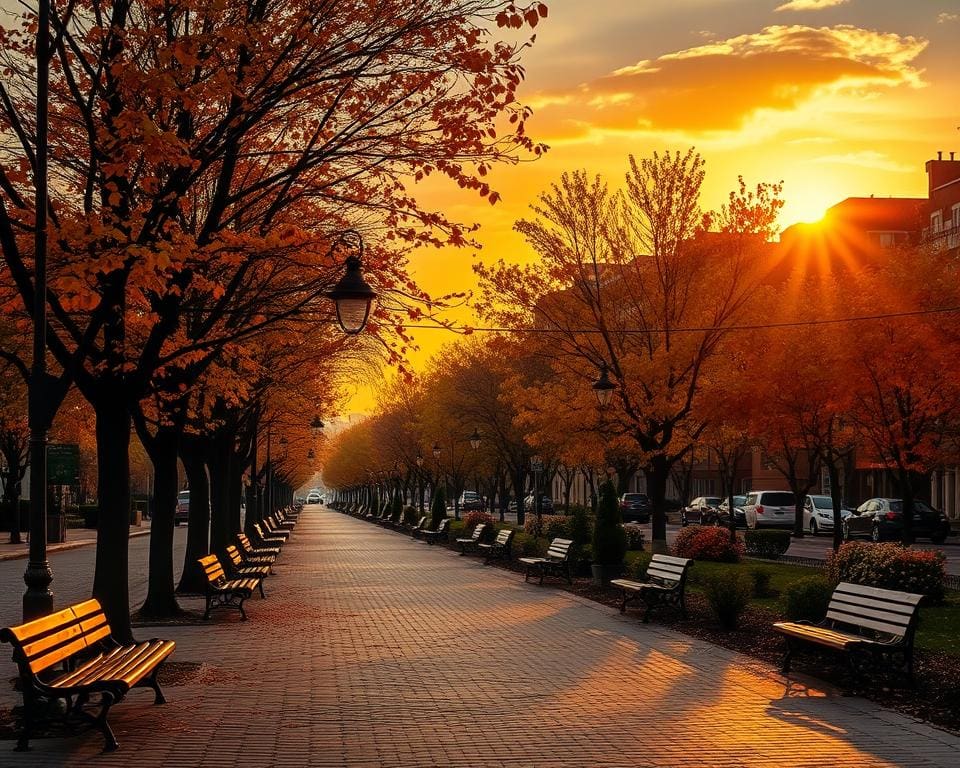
[827,600,914,628]
[825,611,909,638]
[834,582,925,606]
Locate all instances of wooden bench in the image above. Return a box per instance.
[421,518,450,546]
[519,538,573,584]
[409,516,428,538]
[199,554,262,621]
[0,599,175,751]
[225,545,270,596]
[253,522,287,547]
[478,528,515,563]
[610,554,693,622]
[268,512,295,531]
[420,517,450,545]
[260,518,291,540]
[773,582,924,682]
[455,522,487,555]
[237,532,280,561]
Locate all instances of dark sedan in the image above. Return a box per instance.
[681,496,723,526]
[843,498,950,543]
[618,493,650,523]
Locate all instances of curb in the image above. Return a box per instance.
[0,528,150,562]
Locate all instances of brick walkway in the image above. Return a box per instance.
[3,508,959,767]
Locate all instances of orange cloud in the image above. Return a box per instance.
[776,0,849,11]
[531,25,927,136]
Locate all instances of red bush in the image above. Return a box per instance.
[827,542,945,601]
[673,525,744,562]
[463,511,494,531]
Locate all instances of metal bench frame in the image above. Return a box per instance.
[0,599,175,752]
[456,523,488,555]
[773,582,924,683]
[478,528,515,563]
[199,554,261,621]
[421,518,450,546]
[610,554,693,622]
[520,538,573,584]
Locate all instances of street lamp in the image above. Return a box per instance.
[23,0,54,620]
[469,428,481,451]
[310,415,324,436]
[416,454,424,468]
[592,362,616,409]
[326,231,377,335]
[307,449,315,462]
[432,442,442,460]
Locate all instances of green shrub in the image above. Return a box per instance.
[429,487,446,530]
[464,511,494,531]
[627,551,653,580]
[515,531,546,557]
[673,525,744,562]
[744,529,792,558]
[592,481,626,567]
[569,505,592,547]
[826,542,946,601]
[390,492,403,523]
[402,505,419,526]
[523,514,570,539]
[623,525,646,551]
[703,571,752,630]
[749,566,774,598]
[782,576,834,622]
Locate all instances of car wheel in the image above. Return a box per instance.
[842,522,850,541]
[870,524,881,543]
[809,519,818,536]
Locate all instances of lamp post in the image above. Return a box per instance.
[416,453,425,514]
[310,415,324,436]
[592,362,616,409]
[22,0,53,621]
[326,231,377,335]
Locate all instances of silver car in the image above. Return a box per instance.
[802,494,852,535]
[744,490,796,529]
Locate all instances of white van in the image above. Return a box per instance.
[743,490,796,529]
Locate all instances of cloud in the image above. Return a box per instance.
[810,151,914,173]
[775,0,849,11]
[531,25,927,137]
[938,12,959,24]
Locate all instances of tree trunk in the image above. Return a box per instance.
[6,462,22,545]
[208,431,232,554]
[899,468,915,545]
[827,458,844,552]
[92,393,133,643]
[645,455,670,552]
[511,467,526,526]
[229,451,244,536]
[177,437,210,594]
[139,428,182,617]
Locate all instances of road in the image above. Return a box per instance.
[0,527,189,629]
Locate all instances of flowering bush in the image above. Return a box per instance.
[463,511,494,531]
[826,542,946,601]
[623,525,646,551]
[744,529,791,558]
[523,514,570,539]
[673,525,744,562]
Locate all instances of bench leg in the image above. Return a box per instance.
[238,595,248,621]
[258,580,266,599]
[619,590,627,614]
[565,563,572,585]
[781,640,793,674]
[524,565,531,582]
[14,689,36,751]
[95,693,120,752]
[145,664,167,705]
[203,595,212,620]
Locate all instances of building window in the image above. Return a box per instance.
[877,232,896,248]
[930,210,943,232]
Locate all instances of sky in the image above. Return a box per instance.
[342,0,960,413]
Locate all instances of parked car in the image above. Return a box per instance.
[681,496,723,526]
[843,498,950,543]
[718,495,748,527]
[618,493,651,523]
[523,494,554,514]
[802,494,852,535]
[305,490,322,504]
[743,490,796,529]
[459,491,482,511]
[175,490,190,525]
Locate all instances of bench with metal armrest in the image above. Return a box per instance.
[0,599,175,752]
[477,528,515,563]
[199,554,262,621]
[519,538,573,584]
[455,522,487,555]
[610,554,693,622]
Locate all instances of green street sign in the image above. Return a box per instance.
[48,443,80,485]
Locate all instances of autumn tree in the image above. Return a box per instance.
[477,154,782,549]
[0,0,546,635]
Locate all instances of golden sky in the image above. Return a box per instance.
[345,0,960,413]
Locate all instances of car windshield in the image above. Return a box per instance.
[177,491,189,501]
[704,497,721,505]
[811,496,833,509]
[889,500,903,512]
[913,500,936,515]
[623,494,647,502]
[462,492,478,499]
[761,492,795,506]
